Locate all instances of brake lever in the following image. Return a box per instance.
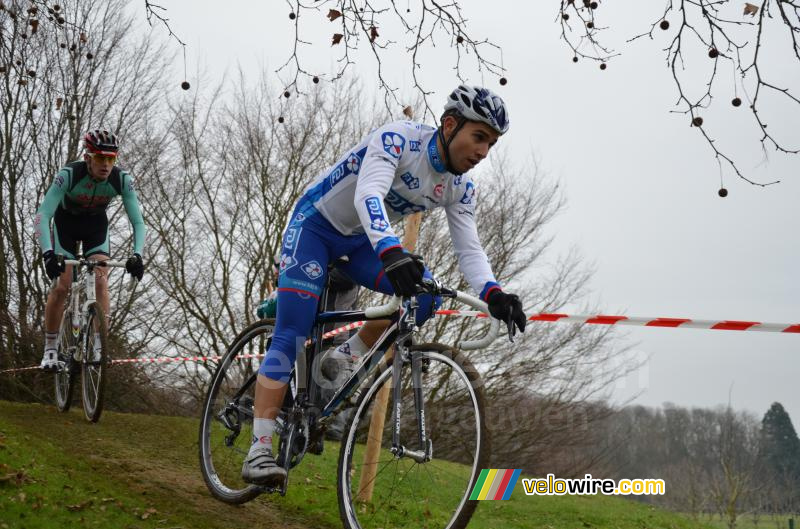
[506,317,516,343]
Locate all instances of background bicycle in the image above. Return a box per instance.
[199,275,500,529]
[52,257,127,423]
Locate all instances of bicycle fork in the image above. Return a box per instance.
[389,307,433,464]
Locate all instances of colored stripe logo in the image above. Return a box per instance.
[469,469,521,500]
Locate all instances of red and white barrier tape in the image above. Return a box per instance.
[3,311,797,374]
[438,310,800,333]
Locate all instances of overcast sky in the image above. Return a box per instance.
[142,1,800,422]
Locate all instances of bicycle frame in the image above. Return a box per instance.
[297,287,471,461]
[225,276,499,469]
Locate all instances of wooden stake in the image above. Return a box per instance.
[358,202,422,502]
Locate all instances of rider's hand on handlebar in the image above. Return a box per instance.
[487,290,526,340]
[125,253,145,281]
[43,250,65,280]
[380,248,425,297]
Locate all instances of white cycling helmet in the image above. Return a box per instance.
[443,85,509,134]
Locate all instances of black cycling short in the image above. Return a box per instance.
[52,207,110,258]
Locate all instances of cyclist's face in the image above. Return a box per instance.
[443,118,500,173]
[84,153,116,180]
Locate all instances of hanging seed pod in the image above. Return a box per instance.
[86,52,93,59]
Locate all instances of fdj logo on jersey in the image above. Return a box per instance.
[284,227,300,250]
[328,164,346,187]
[279,254,297,274]
[365,197,389,232]
[400,172,419,190]
[460,181,476,204]
[381,132,405,159]
[346,153,361,173]
[301,260,323,280]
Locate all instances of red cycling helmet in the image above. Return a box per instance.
[83,129,119,156]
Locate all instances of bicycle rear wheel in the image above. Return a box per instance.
[81,303,108,423]
[55,305,78,412]
[199,319,275,504]
[337,343,489,529]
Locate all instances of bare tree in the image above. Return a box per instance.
[707,406,762,529]
[598,402,767,523]
[128,72,383,408]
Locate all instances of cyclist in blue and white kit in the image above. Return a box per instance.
[243,85,528,485]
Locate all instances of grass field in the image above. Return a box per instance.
[0,399,722,529]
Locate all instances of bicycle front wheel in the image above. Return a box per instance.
[81,303,108,423]
[199,319,274,504]
[337,343,489,529]
[55,305,78,412]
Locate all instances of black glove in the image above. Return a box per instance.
[43,250,65,280]
[125,253,145,281]
[380,248,424,297]
[487,290,527,339]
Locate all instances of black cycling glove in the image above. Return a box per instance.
[380,248,424,297]
[487,290,527,339]
[43,250,65,280]
[125,253,145,281]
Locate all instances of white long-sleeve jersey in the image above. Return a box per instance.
[295,120,500,299]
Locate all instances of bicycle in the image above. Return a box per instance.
[199,272,500,529]
[52,257,127,423]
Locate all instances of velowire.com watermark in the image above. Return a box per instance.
[468,470,665,500]
[522,474,665,496]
